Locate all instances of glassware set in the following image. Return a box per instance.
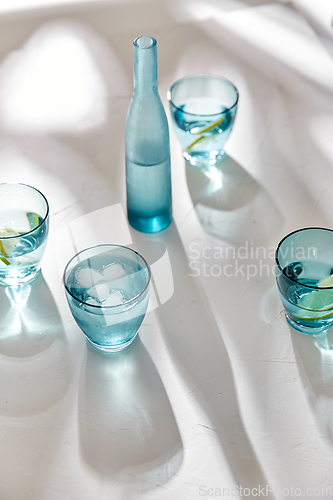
[1,35,332,353]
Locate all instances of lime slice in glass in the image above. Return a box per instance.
[0,228,20,265]
[187,116,226,151]
[26,212,43,230]
[317,274,333,288]
[296,288,333,320]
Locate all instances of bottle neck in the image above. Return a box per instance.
[133,36,158,94]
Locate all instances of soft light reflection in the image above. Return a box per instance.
[6,284,31,308]
[188,2,333,92]
[0,0,112,15]
[310,115,333,161]
[203,165,223,190]
[182,0,246,21]
[293,0,333,38]
[0,306,21,339]
[0,23,107,133]
[0,286,31,340]
[0,146,77,216]
[314,333,333,353]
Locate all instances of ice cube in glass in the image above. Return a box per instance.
[63,244,151,352]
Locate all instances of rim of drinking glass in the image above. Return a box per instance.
[134,35,157,49]
[275,226,333,289]
[63,244,151,308]
[0,182,49,239]
[167,73,239,117]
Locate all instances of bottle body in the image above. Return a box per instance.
[125,36,172,233]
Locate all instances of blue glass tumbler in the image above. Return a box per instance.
[125,36,172,233]
[0,183,49,285]
[63,244,151,352]
[168,74,238,167]
[276,228,333,335]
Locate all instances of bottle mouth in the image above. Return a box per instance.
[134,36,157,49]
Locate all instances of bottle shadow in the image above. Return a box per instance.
[186,155,284,245]
[130,224,275,495]
[78,337,183,491]
[0,273,71,415]
[290,326,333,443]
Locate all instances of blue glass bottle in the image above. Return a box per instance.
[125,36,172,233]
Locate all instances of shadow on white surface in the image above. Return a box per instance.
[291,326,333,443]
[291,0,333,58]
[186,155,283,245]
[0,0,121,17]
[131,223,276,495]
[78,338,183,490]
[194,2,333,95]
[0,275,72,500]
[260,286,284,325]
[0,273,71,415]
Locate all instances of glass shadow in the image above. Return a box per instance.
[290,326,333,443]
[186,155,283,245]
[0,273,71,416]
[130,224,275,495]
[78,337,183,491]
[0,273,72,500]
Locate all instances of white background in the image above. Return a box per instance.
[0,0,333,498]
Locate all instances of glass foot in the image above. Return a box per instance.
[128,210,172,233]
[183,151,226,167]
[86,331,139,353]
[0,267,41,287]
[285,313,333,335]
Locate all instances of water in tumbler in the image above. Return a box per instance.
[0,210,48,283]
[171,96,235,163]
[278,259,333,333]
[65,252,150,350]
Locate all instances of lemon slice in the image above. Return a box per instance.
[187,134,214,151]
[187,116,226,151]
[295,274,333,320]
[26,212,43,230]
[295,287,333,320]
[317,274,333,288]
[0,228,20,265]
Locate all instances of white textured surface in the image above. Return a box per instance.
[1,1,333,499]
